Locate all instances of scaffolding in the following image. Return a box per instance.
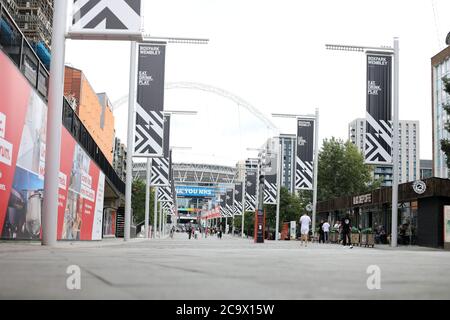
[1,0,53,48]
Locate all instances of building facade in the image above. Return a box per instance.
[349,118,420,186]
[431,46,450,179]
[113,137,127,182]
[420,160,433,180]
[64,66,116,164]
[0,0,53,47]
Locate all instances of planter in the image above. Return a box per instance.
[351,233,360,246]
[361,233,375,248]
[330,232,338,243]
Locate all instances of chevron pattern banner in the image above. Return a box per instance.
[295,119,315,191]
[72,0,142,32]
[151,157,170,187]
[157,185,173,203]
[245,170,257,212]
[365,54,393,165]
[134,44,166,157]
[219,194,231,217]
[226,189,234,217]
[233,183,243,215]
[263,152,278,205]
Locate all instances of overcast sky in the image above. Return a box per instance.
[65,0,450,167]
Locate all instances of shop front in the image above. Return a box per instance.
[317,178,450,248]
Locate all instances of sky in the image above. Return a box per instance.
[65,0,450,167]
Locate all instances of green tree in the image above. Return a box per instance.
[317,137,379,201]
[441,77,450,170]
[264,187,304,233]
[131,179,156,225]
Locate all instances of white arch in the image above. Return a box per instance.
[112,82,279,131]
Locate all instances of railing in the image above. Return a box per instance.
[0,2,49,99]
[0,2,125,196]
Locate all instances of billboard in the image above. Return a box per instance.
[175,186,215,198]
[134,44,166,157]
[295,119,315,190]
[0,51,105,241]
[365,53,393,165]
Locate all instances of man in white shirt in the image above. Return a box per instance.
[299,213,312,247]
[322,221,331,243]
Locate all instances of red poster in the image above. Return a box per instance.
[0,53,32,236]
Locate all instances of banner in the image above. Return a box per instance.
[0,51,105,241]
[70,0,142,37]
[365,53,393,165]
[295,119,314,190]
[134,44,166,157]
[245,170,257,212]
[219,193,228,217]
[234,183,243,215]
[225,188,234,217]
[151,114,170,186]
[263,151,278,205]
[158,185,173,203]
[176,186,215,198]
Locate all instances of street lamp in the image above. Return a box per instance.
[325,38,400,247]
[272,111,320,238]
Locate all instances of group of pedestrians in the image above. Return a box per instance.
[185,225,223,240]
[298,212,353,248]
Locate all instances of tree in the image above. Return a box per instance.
[441,77,450,170]
[317,137,379,201]
[131,179,156,225]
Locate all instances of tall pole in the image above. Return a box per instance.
[124,42,137,242]
[153,187,158,238]
[312,109,320,234]
[144,159,152,238]
[159,199,162,238]
[391,37,400,247]
[241,180,245,238]
[275,137,282,241]
[42,0,68,246]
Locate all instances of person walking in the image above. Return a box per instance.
[341,215,353,248]
[299,212,311,247]
[322,220,330,243]
[318,220,325,244]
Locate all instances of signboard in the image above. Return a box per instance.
[245,170,257,212]
[134,44,166,157]
[444,206,450,250]
[365,53,393,165]
[290,221,297,240]
[353,193,372,205]
[296,119,314,190]
[175,186,215,198]
[255,209,265,243]
[70,0,142,39]
[263,152,278,205]
[0,51,105,241]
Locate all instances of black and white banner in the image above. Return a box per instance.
[263,152,278,205]
[219,193,228,217]
[296,119,315,190]
[234,183,244,215]
[134,44,166,157]
[365,54,393,165]
[157,185,173,203]
[226,189,234,217]
[151,115,171,186]
[245,170,257,212]
[71,0,142,32]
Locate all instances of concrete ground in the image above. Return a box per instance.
[1,233,450,300]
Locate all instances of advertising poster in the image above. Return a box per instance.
[245,170,257,212]
[444,206,450,248]
[0,51,105,241]
[226,188,234,217]
[263,152,278,205]
[134,44,166,157]
[233,183,243,216]
[295,118,314,190]
[365,53,393,165]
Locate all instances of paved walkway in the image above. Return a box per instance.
[1,234,450,300]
